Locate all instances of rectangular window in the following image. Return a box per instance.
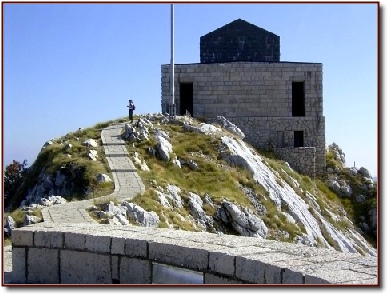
[294,131,304,147]
[292,82,305,116]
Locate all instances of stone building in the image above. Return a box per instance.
[161,19,325,177]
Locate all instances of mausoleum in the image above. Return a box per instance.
[161,19,325,177]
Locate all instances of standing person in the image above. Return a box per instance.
[127,99,136,123]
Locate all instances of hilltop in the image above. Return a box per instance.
[4,114,377,256]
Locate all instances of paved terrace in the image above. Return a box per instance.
[7,122,378,285]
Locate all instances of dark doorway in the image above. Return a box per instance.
[292,82,305,116]
[294,131,304,147]
[180,83,193,116]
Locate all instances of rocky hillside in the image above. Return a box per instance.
[5,114,377,256]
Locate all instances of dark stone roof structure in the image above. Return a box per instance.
[200,19,280,63]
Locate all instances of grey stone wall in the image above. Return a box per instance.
[275,147,316,178]
[200,19,280,63]
[161,62,325,176]
[11,224,377,285]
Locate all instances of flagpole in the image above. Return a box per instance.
[170,4,175,117]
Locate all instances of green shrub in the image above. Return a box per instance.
[315,180,338,201]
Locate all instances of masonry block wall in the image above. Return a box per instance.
[200,19,280,63]
[161,62,326,176]
[11,224,377,285]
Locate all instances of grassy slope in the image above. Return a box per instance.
[5,115,377,249]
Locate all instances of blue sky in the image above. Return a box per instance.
[2,1,379,177]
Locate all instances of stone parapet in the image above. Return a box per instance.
[11,223,377,285]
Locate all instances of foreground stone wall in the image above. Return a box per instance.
[11,223,377,285]
[161,62,325,176]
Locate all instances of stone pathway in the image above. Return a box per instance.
[41,122,145,225]
[101,123,145,201]
[4,122,145,284]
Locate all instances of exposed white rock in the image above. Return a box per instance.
[82,139,98,148]
[186,192,214,231]
[305,192,321,213]
[317,213,359,253]
[358,167,372,178]
[217,116,245,139]
[220,135,328,246]
[172,155,182,168]
[65,143,73,150]
[123,124,136,141]
[347,167,358,176]
[122,201,159,227]
[215,199,268,238]
[133,152,150,171]
[218,135,377,254]
[155,135,173,161]
[105,201,127,217]
[328,143,346,165]
[327,178,352,197]
[111,214,130,226]
[156,191,171,207]
[4,216,16,237]
[166,185,183,208]
[88,150,98,161]
[156,185,183,208]
[42,140,54,150]
[23,215,41,226]
[188,192,208,230]
[154,129,170,140]
[181,159,199,170]
[39,196,67,207]
[184,123,221,135]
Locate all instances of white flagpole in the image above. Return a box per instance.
[170,4,175,116]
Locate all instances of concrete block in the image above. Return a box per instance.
[12,228,33,247]
[304,274,330,284]
[281,267,304,284]
[120,257,151,284]
[27,248,59,284]
[65,232,86,251]
[111,237,125,255]
[149,241,209,270]
[112,255,119,281]
[85,234,111,253]
[60,250,111,284]
[209,251,235,276]
[12,248,26,284]
[124,238,148,258]
[34,231,63,248]
[264,263,282,284]
[235,256,266,284]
